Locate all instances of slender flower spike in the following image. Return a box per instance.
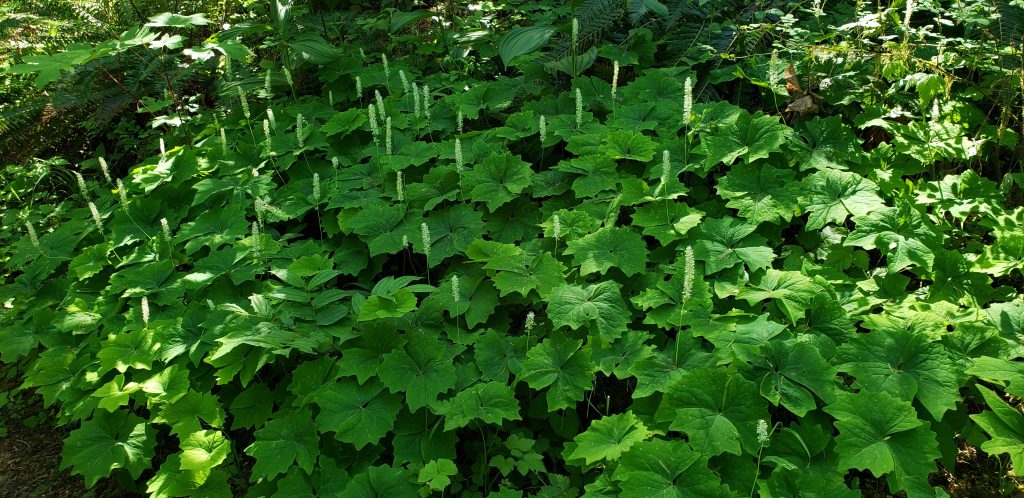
[207,299,216,310]
[539,115,547,143]
[457,110,464,134]
[611,60,620,101]
[552,214,561,240]
[399,70,409,94]
[375,90,386,122]
[88,202,103,232]
[575,88,583,128]
[422,84,431,121]
[141,296,150,326]
[381,53,390,81]
[267,108,277,130]
[74,171,88,197]
[159,138,166,156]
[756,419,770,445]
[251,221,261,259]
[312,173,321,203]
[412,82,421,117]
[254,197,266,227]
[402,234,409,248]
[284,67,293,88]
[220,127,228,155]
[356,75,363,96]
[296,113,305,149]
[572,17,579,49]
[263,119,272,151]
[683,77,693,127]
[451,274,461,303]
[26,222,40,250]
[682,245,695,306]
[931,98,941,121]
[98,157,111,183]
[116,179,129,208]
[385,117,393,157]
[661,150,671,187]
[160,218,171,241]
[455,138,464,172]
[237,86,250,119]
[421,222,431,258]
[368,103,380,145]
[396,171,404,201]
[525,311,536,334]
[265,69,273,95]
[904,0,915,28]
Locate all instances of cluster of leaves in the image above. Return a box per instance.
[4,1,1024,497]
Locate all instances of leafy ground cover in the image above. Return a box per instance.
[3,0,1024,497]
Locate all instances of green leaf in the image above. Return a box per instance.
[378,333,457,411]
[564,226,647,277]
[792,115,861,171]
[837,326,960,420]
[321,108,367,137]
[631,200,703,245]
[444,381,521,430]
[61,410,156,487]
[547,282,629,341]
[343,465,419,498]
[971,386,1024,472]
[569,411,650,464]
[390,9,432,33]
[314,378,402,449]
[700,111,787,168]
[800,170,884,230]
[655,368,767,456]
[599,130,657,161]
[845,205,940,273]
[465,152,533,211]
[693,217,774,274]
[518,336,595,411]
[612,438,729,497]
[823,391,940,496]
[498,26,556,66]
[421,204,486,266]
[737,270,820,325]
[179,430,230,472]
[245,408,320,481]
[418,459,458,491]
[716,163,799,224]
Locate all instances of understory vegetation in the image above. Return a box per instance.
[3,0,1024,496]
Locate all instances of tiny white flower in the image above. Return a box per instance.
[552,214,561,239]
[141,296,150,326]
[575,88,583,128]
[385,117,393,157]
[252,221,262,258]
[283,67,293,87]
[399,70,409,94]
[395,171,404,201]
[74,171,88,197]
[457,109,464,133]
[375,90,386,121]
[116,178,129,207]
[421,222,431,258]
[422,84,431,121]
[26,222,40,250]
[237,86,250,119]
[451,274,461,303]
[572,18,579,49]
[207,299,216,310]
[525,311,536,334]
[265,69,273,95]
[98,157,112,183]
[368,103,380,145]
[160,218,172,241]
[220,127,228,155]
[539,115,546,143]
[381,53,390,81]
[682,245,695,306]
[756,419,770,445]
[267,108,277,131]
[312,173,321,203]
[88,202,103,232]
[413,82,421,117]
[454,138,464,173]
[683,77,693,126]
[296,113,305,149]
[356,75,363,96]
[159,138,166,156]
[611,60,620,101]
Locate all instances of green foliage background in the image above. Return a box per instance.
[3,0,1024,496]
